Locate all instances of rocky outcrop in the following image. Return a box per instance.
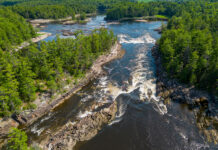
[14,42,122,127]
[42,101,117,150]
[154,27,162,34]
[61,30,75,36]
[0,42,123,149]
[151,44,218,144]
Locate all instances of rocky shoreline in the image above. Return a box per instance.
[14,32,51,51]
[0,42,123,147]
[107,15,168,23]
[41,101,117,150]
[22,42,122,126]
[30,14,95,28]
[151,44,218,144]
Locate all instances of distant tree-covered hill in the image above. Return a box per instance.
[0,0,134,19]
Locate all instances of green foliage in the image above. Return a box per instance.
[155,15,168,19]
[137,0,153,2]
[0,8,36,50]
[72,11,76,20]
[0,49,22,116]
[80,12,87,20]
[23,103,37,110]
[106,1,180,20]
[158,0,218,94]
[0,28,116,117]
[6,128,28,150]
[0,0,133,19]
[105,0,217,94]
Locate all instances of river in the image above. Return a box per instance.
[26,16,216,150]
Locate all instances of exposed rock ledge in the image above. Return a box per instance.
[151,44,218,144]
[0,42,123,141]
[40,101,117,150]
[22,42,122,126]
[30,13,96,27]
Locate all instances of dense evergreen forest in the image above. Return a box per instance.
[106,1,180,20]
[106,0,218,94]
[0,28,116,117]
[0,8,36,50]
[0,0,217,116]
[0,0,133,19]
[159,1,217,94]
[0,0,217,149]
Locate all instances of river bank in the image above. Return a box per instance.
[20,42,123,126]
[107,15,168,23]
[0,41,123,148]
[151,44,218,144]
[30,13,96,28]
[41,100,118,150]
[14,32,51,51]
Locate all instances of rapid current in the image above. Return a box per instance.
[26,16,216,150]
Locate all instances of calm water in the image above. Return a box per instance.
[26,16,216,150]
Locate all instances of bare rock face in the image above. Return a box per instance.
[44,101,117,150]
[151,44,218,144]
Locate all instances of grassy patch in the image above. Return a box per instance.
[155,15,169,19]
[137,0,154,2]
[36,33,44,37]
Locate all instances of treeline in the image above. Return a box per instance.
[0,28,116,117]
[0,0,133,19]
[0,8,36,50]
[158,1,217,94]
[11,5,76,19]
[106,1,181,20]
[106,0,218,94]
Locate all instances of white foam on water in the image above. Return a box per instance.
[77,111,92,118]
[31,124,45,136]
[81,95,93,102]
[109,98,127,126]
[156,102,168,115]
[40,113,52,123]
[131,47,157,99]
[179,132,188,141]
[190,141,210,150]
[129,44,167,115]
[79,32,167,125]
[118,33,156,44]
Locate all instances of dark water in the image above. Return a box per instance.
[27,16,217,150]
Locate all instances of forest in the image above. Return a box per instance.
[0,0,216,116]
[0,0,217,149]
[158,1,217,94]
[0,8,36,50]
[106,1,180,20]
[0,0,133,19]
[0,28,116,117]
[106,0,218,94]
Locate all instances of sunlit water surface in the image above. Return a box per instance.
[26,16,216,150]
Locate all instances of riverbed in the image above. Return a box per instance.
[27,16,217,150]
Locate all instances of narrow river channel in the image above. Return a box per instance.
[26,16,215,150]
